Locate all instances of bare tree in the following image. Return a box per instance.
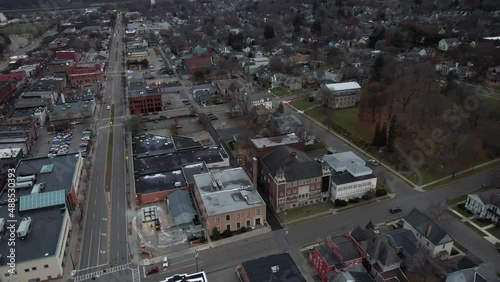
[406,248,434,282]
[426,201,448,222]
[124,116,142,134]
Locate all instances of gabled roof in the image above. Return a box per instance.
[168,190,195,225]
[446,263,498,282]
[384,228,419,256]
[404,208,453,246]
[261,146,323,182]
[469,189,500,209]
[315,235,363,269]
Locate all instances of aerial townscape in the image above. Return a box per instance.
[0,0,498,281]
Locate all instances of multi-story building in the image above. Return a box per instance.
[403,208,454,260]
[0,72,26,83]
[259,146,331,212]
[126,48,148,60]
[465,189,500,224]
[193,167,266,235]
[183,46,214,73]
[55,50,81,63]
[128,88,163,115]
[48,100,96,123]
[321,82,361,109]
[311,235,365,282]
[323,152,377,201]
[48,59,75,74]
[68,63,103,88]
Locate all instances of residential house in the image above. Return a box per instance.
[384,228,419,261]
[244,91,273,111]
[250,104,271,125]
[290,53,311,65]
[323,152,377,201]
[464,189,500,224]
[351,225,408,282]
[271,73,302,90]
[237,253,306,282]
[193,167,266,235]
[228,101,242,117]
[213,78,246,100]
[438,38,460,51]
[311,235,365,282]
[321,82,361,109]
[264,113,303,136]
[402,208,454,260]
[485,66,500,86]
[259,146,331,212]
[446,263,498,282]
[246,56,269,68]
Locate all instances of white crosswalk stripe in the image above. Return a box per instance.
[131,265,141,282]
[73,263,131,281]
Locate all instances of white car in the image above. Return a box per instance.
[162,256,169,268]
[367,159,380,166]
[107,105,111,110]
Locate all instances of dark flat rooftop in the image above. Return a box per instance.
[241,253,306,282]
[0,204,65,266]
[132,134,175,158]
[331,171,376,185]
[9,108,35,118]
[134,147,224,176]
[182,162,209,183]
[135,170,187,195]
[0,124,32,132]
[172,135,202,151]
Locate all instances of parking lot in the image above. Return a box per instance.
[30,124,94,158]
[147,48,166,71]
[162,92,192,110]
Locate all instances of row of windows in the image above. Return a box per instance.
[215,220,252,231]
[336,182,372,191]
[215,209,260,224]
[5,264,49,276]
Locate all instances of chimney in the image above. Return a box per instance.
[290,152,297,159]
[252,157,258,187]
[426,225,432,237]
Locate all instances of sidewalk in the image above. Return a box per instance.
[448,206,500,245]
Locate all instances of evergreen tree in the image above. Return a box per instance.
[264,25,275,39]
[386,115,398,153]
[311,20,322,36]
[372,122,381,146]
[380,122,387,147]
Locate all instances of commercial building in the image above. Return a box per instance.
[68,63,103,88]
[193,167,266,235]
[126,48,148,60]
[237,253,306,282]
[322,152,377,201]
[259,146,331,212]
[48,100,96,123]
[128,87,163,115]
[55,50,81,63]
[321,82,361,109]
[0,72,26,83]
[160,271,208,282]
[403,208,454,260]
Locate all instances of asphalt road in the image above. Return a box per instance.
[77,14,124,276]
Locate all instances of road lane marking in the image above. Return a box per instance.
[97,227,101,266]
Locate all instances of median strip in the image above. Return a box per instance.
[105,106,115,192]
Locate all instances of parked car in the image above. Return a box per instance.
[367,159,380,166]
[181,99,189,103]
[390,207,402,214]
[107,105,111,110]
[162,256,169,268]
[146,267,160,276]
[188,233,201,241]
[166,100,171,105]
[174,124,183,129]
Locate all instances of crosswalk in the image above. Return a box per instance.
[73,263,136,282]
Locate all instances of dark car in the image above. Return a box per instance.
[390,207,402,214]
[146,267,160,276]
[188,233,201,241]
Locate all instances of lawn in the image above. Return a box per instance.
[488,226,500,241]
[270,87,290,97]
[450,205,472,218]
[280,202,333,223]
[306,106,373,142]
[472,218,492,228]
[291,98,318,111]
[465,222,489,237]
[446,195,467,205]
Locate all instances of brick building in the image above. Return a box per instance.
[48,59,75,74]
[0,72,26,83]
[68,63,103,88]
[183,46,214,73]
[311,235,365,282]
[259,146,331,212]
[128,88,163,115]
[193,167,266,235]
[55,50,81,62]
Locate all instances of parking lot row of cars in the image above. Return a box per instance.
[78,129,92,157]
[48,132,73,157]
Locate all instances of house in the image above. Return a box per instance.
[464,189,500,224]
[213,78,246,100]
[384,228,419,258]
[167,190,196,226]
[290,53,311,65]
[311,235,365,282]
[237,253,306,282]
[193,167,266,235]
[247,56,269,67]
[446,263,498,282]
[321,82,361,109]
[259,146,331,212]
[438,38,460,51]
[264,113,303,136]
[322,152,377,201]
[271,73,302,90]
[351,225,408,282]
[485,65,500,86]
[228,100,242,117]
[245,91,273,111]
[250,104,271,125]
[402,208,454,260]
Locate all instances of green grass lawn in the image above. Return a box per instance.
[465,222,489,236]
[450,205,472,218]
[446,195,467,205]
[291,98,317,110]
[488,226,500,241]
[472,218,492,228]
[306,106,372,142]
[270,87,290,97]
[280,202,333,223]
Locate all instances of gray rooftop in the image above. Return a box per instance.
[193,168,265,216]
[241,253,306,282]
[168,190,196,226]
[261,146,323,182]
[323,151,372,177]
[404,208,453,246]
[385,228,419,256]
[128,87,162,99]
[132,134,176,158]
[182,162,209,183]
[51,100,94,116]
[250,133,301,149]
[446,263,498,282]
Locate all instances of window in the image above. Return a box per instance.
[216,226,221,232]
[237,222,241,229]
[215,216,220,224]
[236,213,240,220]
[246,211,250,217]
[32,267,37,271]
[44,265,49,268]
[226,214,230,221]
[256,209,260,216]
[25,269,29,272]
[226,224,231,231]
[246,220,251,227]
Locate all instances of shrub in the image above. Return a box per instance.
[222,229,233,238]
[457,203,466,210]
[334,199,348,207]
[240,226,247,233]
[348,197,360,204]
[362,191,375,201]
[199,235,207,243]
[211,227,220,241]
[451,249,459,256]
[376,188,387,197]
